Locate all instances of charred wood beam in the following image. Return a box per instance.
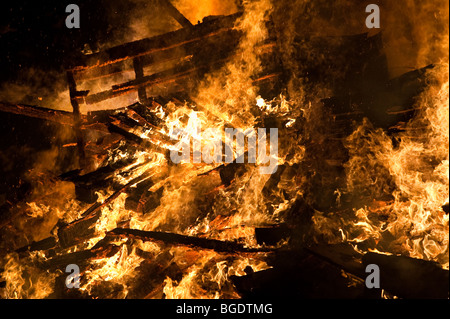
[255,224,291,246]
[133,57,148,103]
[70,21,275,86]
[308,243,449,299]
[107,228,275,254]
[231,249,370,299]
[57,210,100,249]
[110,108,175,145]
[80,170,152,219]
[81,122,110,133]
[67,13,241,71]
[84,65,198,104]
[107,122,144,145]
[60,157,137,185]
[86,107,128,122]
[67,70,86,167]
[126,104,163,128]
[75,40,275,105]
[106,122,168,154]
[0,101,75,126]
[104,109,176,150]
[136,185,164,214]
[138,28,239,68]
[322,64,436,131]
[159,0,193,28]
[124,108,174,145]
[73,63,125,82]
[110,112,148,130]
[71,27,238,82]
[16,236,57,253]
[60,157,142,203]
[0,101,110,134]
[306,243,365,278]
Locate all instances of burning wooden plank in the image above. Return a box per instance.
[130,249,183,299]
[57,170,154,248]
[67,13,241,71]
[107,228,275,254]
[0,102,75,126]
[62,158,141,203]
[0,102,111,135]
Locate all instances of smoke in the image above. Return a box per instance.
[381,0,449,77]
[0,68,71,111]
[271,0,449,79]
[110,0,180,44]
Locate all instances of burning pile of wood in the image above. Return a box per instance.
[0,2,448,299]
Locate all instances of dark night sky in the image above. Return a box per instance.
[0,0,179,106]
[1,1,123,83]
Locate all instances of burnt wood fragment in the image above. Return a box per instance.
[255,223,291,246]
[231,249,370,298]
[125,182,164,214]
[443,203,449,214]
[306,243,365,278]
[16,236,57,253]
[128,249,182,299]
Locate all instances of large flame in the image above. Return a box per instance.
[313,66,449,268]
